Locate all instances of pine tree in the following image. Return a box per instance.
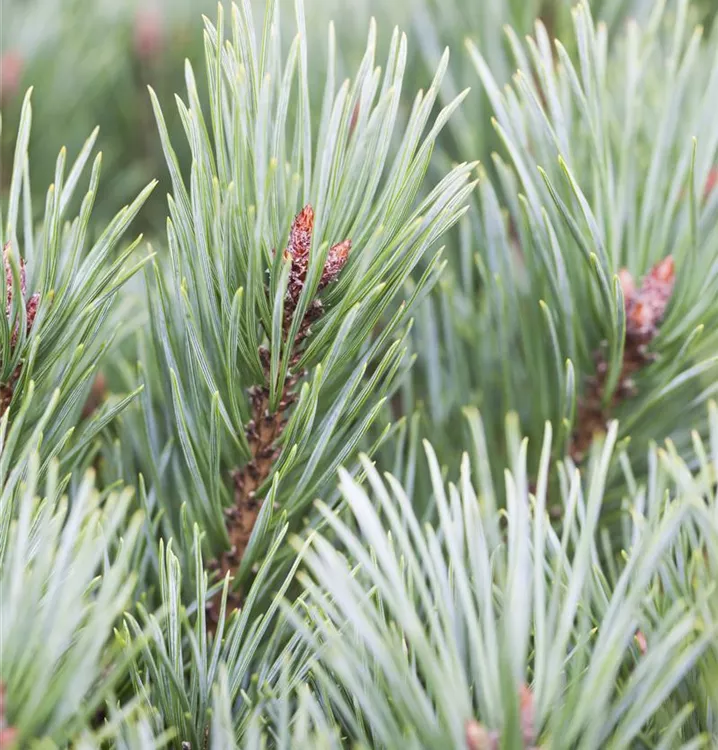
[1,0,717,748]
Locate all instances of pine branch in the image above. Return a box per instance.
[145,1,474,615]
[209,204,351,620]
[0,90,154,480]
[407,1,718,484]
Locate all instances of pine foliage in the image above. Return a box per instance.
[140,1,473,598]
[295,410,718,746]
[410,0,718,481]
[1,0,718,748]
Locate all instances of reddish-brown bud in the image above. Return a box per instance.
[285,206,315,310]
[287,205,314,264]
[4,243,27,315]
[3,244,39,347]
[649,255,675,285]
[622,255,675,340]
[617,268,636,305]
[627,300,652,336]
[134,9,164,62]
[319,239,351,290]
[283,205,350,317]
[465,721,499,750]
[574,256,676,461]
[0,51,23,105]
[25,293,39,333]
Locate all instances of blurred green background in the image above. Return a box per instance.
[2,0,716,242]
[1,0,392,236]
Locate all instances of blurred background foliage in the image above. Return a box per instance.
[1,0,381,235]
[8,0,715,234]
